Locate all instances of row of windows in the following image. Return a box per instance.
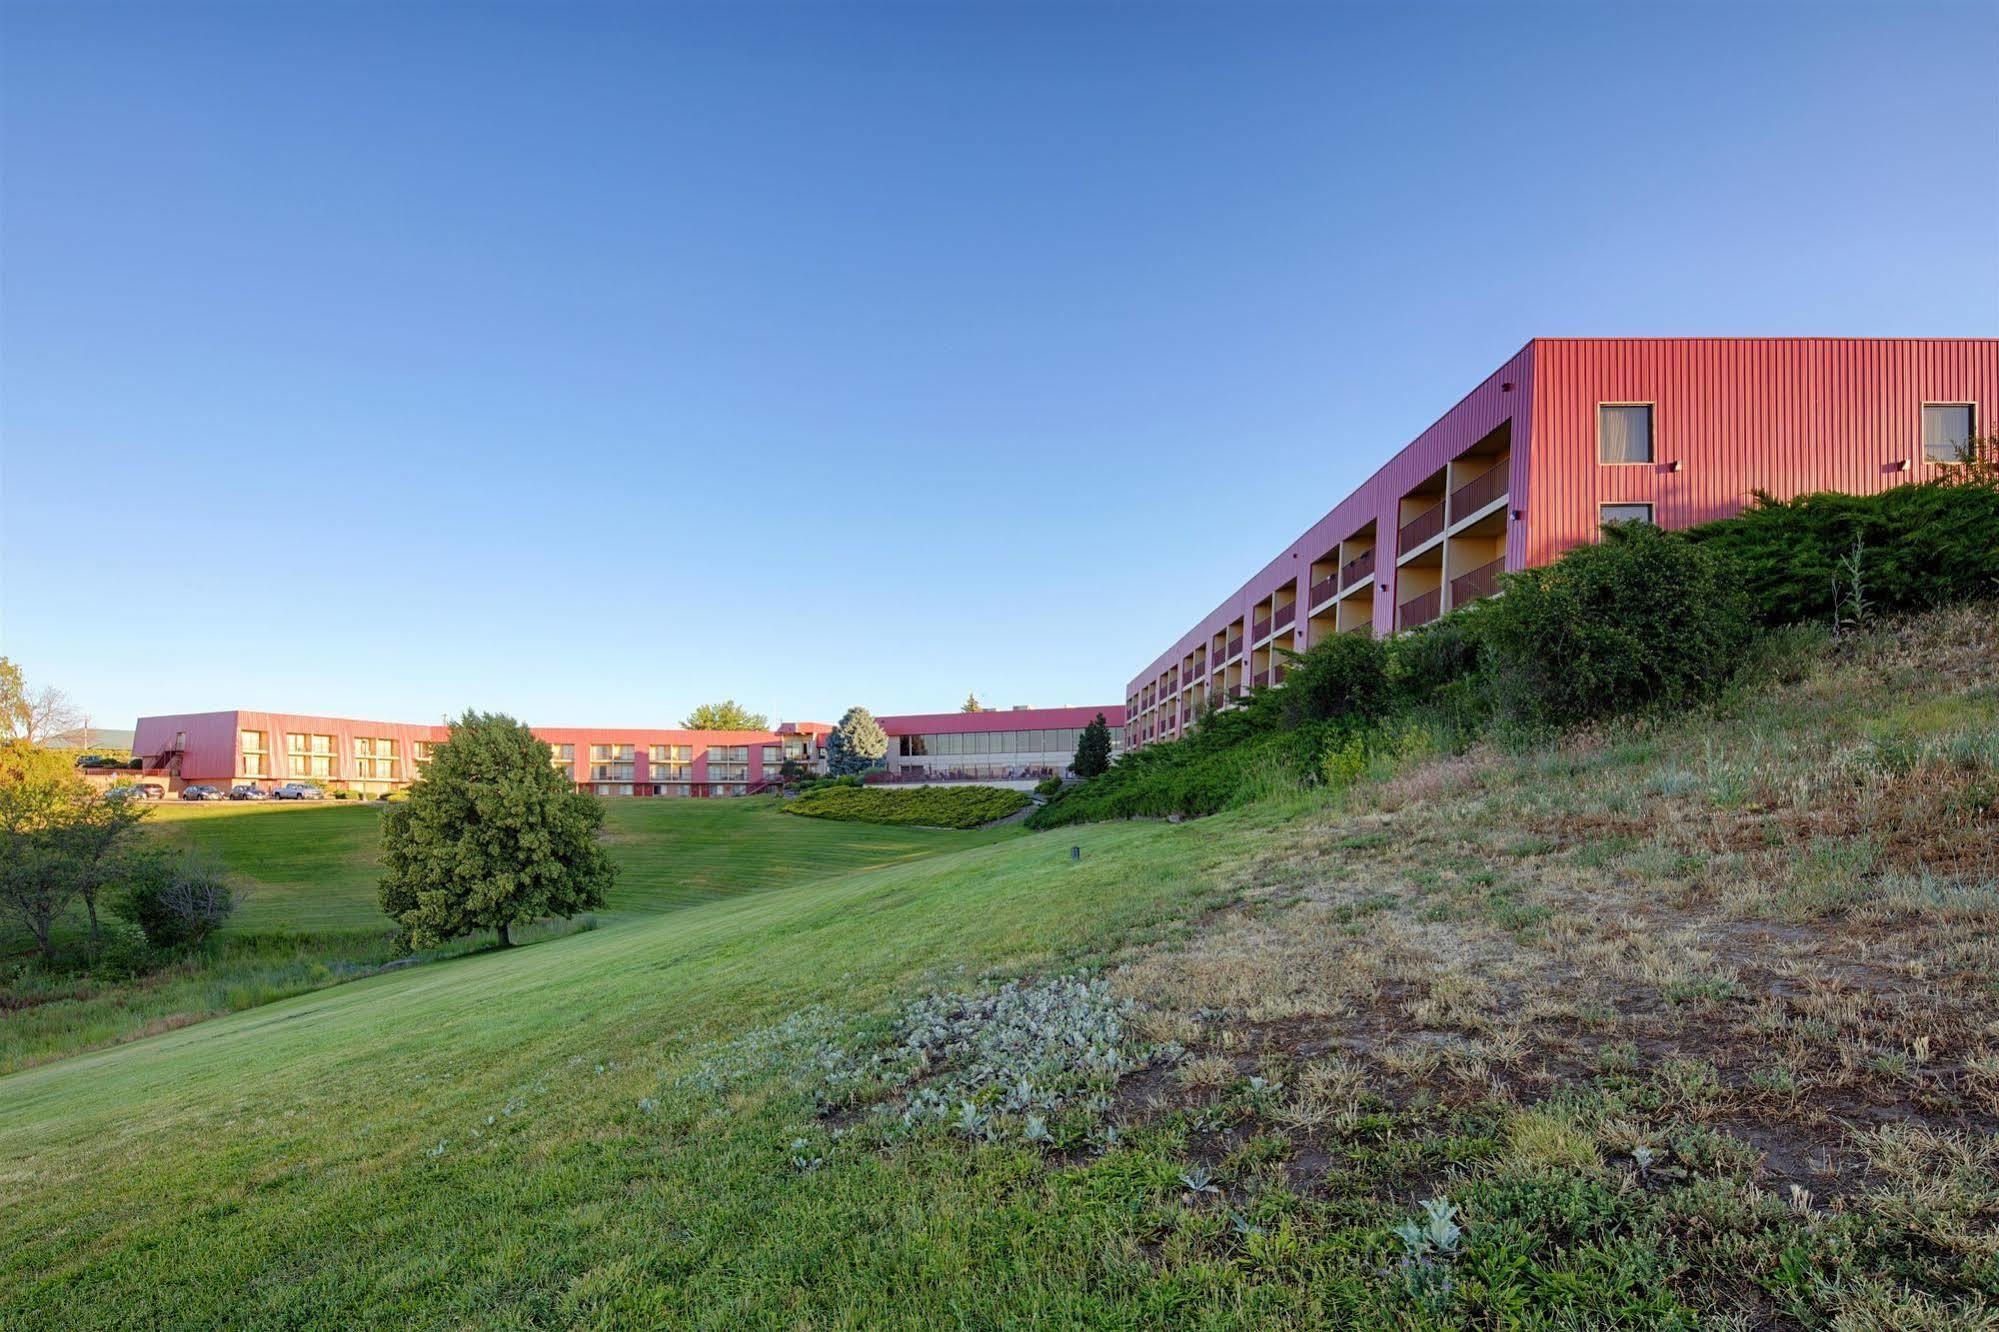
[1599,402,1978,466]
[897,727,1125,758]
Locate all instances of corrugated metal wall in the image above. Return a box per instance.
[1525,338,1999,566]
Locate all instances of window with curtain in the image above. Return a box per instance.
[1599,405,1654,464]
[1922,404,1975,463]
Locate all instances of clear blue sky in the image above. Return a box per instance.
[4,1,1994,732]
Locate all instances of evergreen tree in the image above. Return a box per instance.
[379,711,614,949]
[1072,713,1113,778]
[826,706,889,776]
[960,693,985,712]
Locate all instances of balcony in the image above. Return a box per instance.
[1396,588,1442,631]
[1309,574,1338,608]
[1252,669,1271,688]
[1225,636,1244,660]
[1252,615,1272,641]
[1449,556,1505,606]
[1340,547,1376,588]
[1272,663,1288,685]
[1450,460,1509,520]
[1273,603,1295,633]
[1399,500,1445,553]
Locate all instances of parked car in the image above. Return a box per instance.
[109,783,166,802]
[270,783,326,801]
[227,785,267,801]
[179,784,224,801]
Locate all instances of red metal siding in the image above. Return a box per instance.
[1524,338,1999,566]
[877,706,1125,735]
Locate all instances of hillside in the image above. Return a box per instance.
[2,802,1022,1076]
[3,608,1996,1328]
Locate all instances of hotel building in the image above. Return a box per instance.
[874,706,1126,786]
[131,706,1123,795]
[131,712,835,798]
[1126,338,1997,747]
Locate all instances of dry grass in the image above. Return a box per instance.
[1111,606,1999,1211]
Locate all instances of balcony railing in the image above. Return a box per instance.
[1273,603,1295,632]
[1399,499,1445,552]
[1252,616,1272,641]
[1309,574,1338,608]
[1339,547,1376,588]
[1272,663,1288,685]
[1251,669,1271,688]
[1227,685,1243,700]
[1225,636,1243,660]
[1450,459,1509,520]
[1449,556,1506,606]
[1396,587,1443,631]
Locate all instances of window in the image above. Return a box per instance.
[548,743,575,768]
[1923,403,1976,464]
[1599,404,1654,464]
[1600,503,1654,527]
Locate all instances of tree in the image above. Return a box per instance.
[1072,713,1113,778]
[960,693,985,713]
[379,711,615,949]
[0,744,123,959]
[681,700,769,731]
[49,787,147,947]
[0,659,82,746]
[826,707,888,776]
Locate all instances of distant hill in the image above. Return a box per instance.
[42,727,135,753]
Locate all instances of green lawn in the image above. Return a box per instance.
[1,800,1023,1077]
[0,816,1243,1329]
[140,797,1022,933]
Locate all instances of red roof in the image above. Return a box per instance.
[876,705,1124,734]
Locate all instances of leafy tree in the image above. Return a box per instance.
[49,787,147,947]
[379,711,614,949]
[681,700,769,731]
[960,693,985,713]
[826,706,888,776]
[0,746,144,958]
[0,659,82,745]
[1072,713,1113,778]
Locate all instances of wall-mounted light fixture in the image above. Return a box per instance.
[1501,381,1515,392]
[1668,459,1682,473]
[1892,458,1911,472]
[1509,508,1524,521]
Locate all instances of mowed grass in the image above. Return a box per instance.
[140,797,1021,933]
[0,801,1021,1077]
[0,817,1245,1329]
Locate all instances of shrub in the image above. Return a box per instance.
[1034,775,1065,798]
[1481,523,1752,726]
[1277,632,1391,729]
[1687,476,1999,626]
[112,852,240,951]
[784,784,1029,830]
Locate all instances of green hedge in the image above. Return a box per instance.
[1480,522,1753,725]
[783,784,1030,830]
[1687,479,1999,625]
